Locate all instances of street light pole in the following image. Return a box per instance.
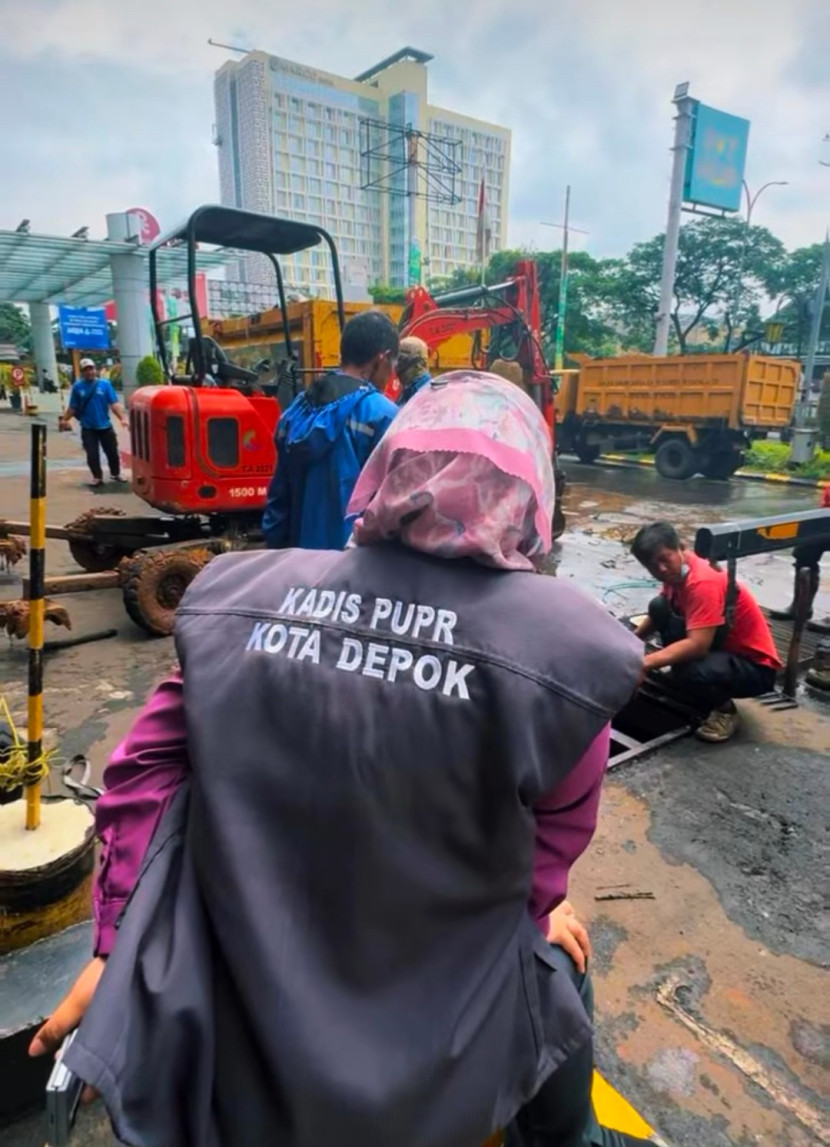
[654,84,695,356]
[539,189,588,373]
[725,178,788,352]
[554,186,570,372]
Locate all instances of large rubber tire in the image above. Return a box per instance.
[121,548,213,638]
[701,451,744,480]
[66,507,131,572]
[654,438,697,481]
[575,442,601,465]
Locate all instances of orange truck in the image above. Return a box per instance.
[556,352,800,479]
[208,298,479,406]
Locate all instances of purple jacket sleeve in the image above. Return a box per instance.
[528,724,611,931]
[93,671,190,956]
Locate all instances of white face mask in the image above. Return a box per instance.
[680,562,690,579]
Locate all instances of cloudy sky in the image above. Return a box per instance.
[1,0,828,261]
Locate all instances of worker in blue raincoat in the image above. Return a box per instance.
[262,311,399,550]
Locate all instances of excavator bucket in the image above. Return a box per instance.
[0,600,72,641]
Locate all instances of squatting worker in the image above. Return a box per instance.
[31,373,648,1147]
[631,520,781,743]
[262,310,399,550]
[59,358,127,488]
[395,335,432,404]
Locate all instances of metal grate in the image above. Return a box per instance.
[608,682,697,770]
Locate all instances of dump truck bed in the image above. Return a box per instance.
[570,353,798,430]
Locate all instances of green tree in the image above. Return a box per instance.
[135,355,164,386]
[817,372,830,450]
[603,217,787,353]
[437,248,620,360]
[764,244,829,355]
[369,285,407,305]
[0,303,31,351]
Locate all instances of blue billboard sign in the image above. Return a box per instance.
[57,305,110,351]
[684,102,750,212]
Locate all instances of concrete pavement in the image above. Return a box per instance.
[1,409,828,1146]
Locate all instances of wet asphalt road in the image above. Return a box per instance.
[1,416,828,1147]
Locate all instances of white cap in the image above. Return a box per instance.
[79,358,95,369]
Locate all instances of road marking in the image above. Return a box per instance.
[593,1071,661,1140]
[656,974,829,1143]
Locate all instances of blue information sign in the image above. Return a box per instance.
[684,102,750,212]
[57,305,111,351]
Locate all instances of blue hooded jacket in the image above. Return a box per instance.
[263,371,397,551]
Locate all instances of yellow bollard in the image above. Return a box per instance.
[26,422,46,831]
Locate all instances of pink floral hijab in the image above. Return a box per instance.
[348,371,556,571]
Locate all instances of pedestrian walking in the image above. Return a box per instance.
[59,358,128,487]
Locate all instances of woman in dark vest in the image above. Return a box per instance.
[32,373,646,1147]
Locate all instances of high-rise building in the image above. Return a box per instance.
[214,47,511,297]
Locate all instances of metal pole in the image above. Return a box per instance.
[554,185,570,372]
[725,182,753,354]
[726,180,788,353]
[797,235,830,427]
[654,89,695,356]
[26,422,46,831]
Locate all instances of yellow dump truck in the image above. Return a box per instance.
[207,299,480,401]
[557,353,800,479]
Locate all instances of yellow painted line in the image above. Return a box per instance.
[593,1070,657,1139]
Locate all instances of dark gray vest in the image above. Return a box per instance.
[68,545,642,1147]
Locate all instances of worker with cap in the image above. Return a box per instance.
[60,359,127,488]
[396,336,432,405]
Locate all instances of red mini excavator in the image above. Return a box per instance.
[392,262,565,538]
[59,205,346,637]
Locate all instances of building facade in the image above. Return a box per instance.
[214,48,510,297]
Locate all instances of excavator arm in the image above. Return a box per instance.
[398,260,565,539]
[399,260,554,422]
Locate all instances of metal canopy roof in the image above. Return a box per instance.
[156,205,334,257]
[0,229,229,308]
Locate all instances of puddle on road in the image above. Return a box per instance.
[548,465,823,619]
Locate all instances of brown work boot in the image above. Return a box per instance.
[695,701,740,743]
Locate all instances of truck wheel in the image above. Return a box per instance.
[654,439,696,480]
[575,443,601,465]
[702,452,744,480]
[121,548,213,638]
[66,507,131,572]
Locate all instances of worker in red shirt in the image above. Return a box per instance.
[770,482,830,634]
[631,521,782,743]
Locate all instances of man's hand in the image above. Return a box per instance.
[29,956,105,1058]
[547,900,592,974]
